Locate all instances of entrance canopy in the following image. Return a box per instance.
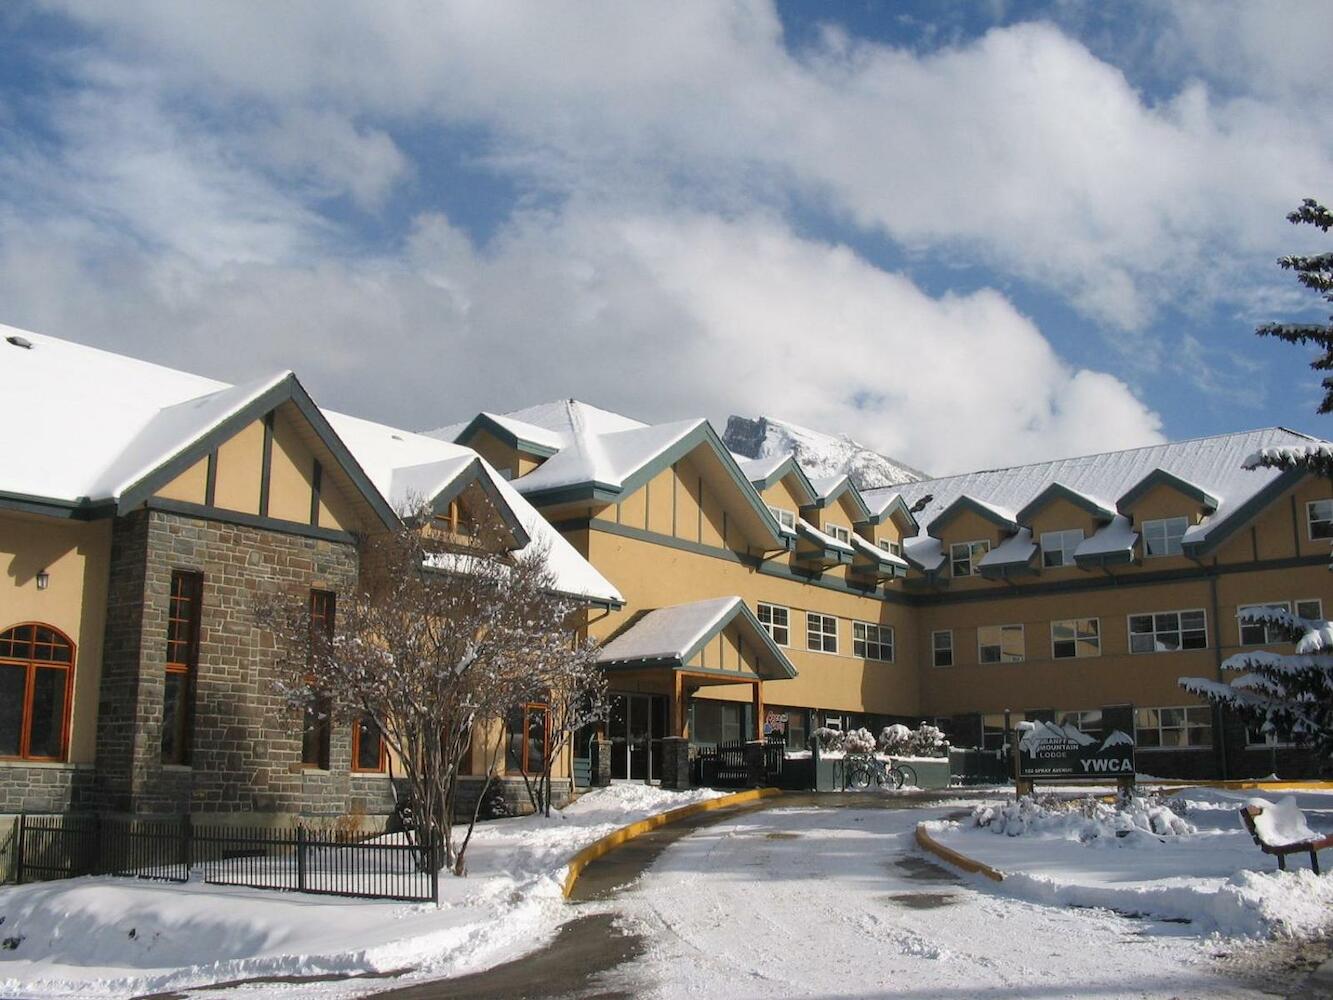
[596,596,797,683]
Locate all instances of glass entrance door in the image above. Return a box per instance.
[608,693,666,782]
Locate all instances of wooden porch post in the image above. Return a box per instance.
[672,670,686,738]
[752,681,764,740]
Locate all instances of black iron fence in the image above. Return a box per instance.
[693,736,786,788]
[2,814,439,903]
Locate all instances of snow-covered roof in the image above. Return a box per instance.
[849,532,909,571]
[868,427,1323,559]
[512,417,707,495]
[596,596,797,679]
[429,398,646,455]
[796,517,855,555]
[977,528,1037,574]
[1072,515,1138,566]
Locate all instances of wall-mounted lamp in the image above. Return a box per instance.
[36,569,49,591]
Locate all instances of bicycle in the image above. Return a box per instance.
[844,753,917,790]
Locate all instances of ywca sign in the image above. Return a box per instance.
[1017,721,1134,779]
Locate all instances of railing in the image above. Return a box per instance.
[3,814,439,903]
[693,736,787,788]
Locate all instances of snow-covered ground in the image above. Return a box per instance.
[0,784,722,999]
[613,799,1325,999]
[929,788,1333,939]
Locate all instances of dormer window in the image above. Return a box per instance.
[877,539,901,557]
[1142,517,1187,557]
[437,498,475,537]
[950,540,989,577]
[1040,529,1083,568]
[768,505,797,531]
[826,523,851,544]
[1308,499,1333,540]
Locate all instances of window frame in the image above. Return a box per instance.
[757,602,791,647]
[302,589,336,770]
[1141,516,1189,558]
[806,612,838,654]
[351,713,387,773]
[931,629,953,668]
[1040,528,1084,568]
[852,621,894,662]
[0,623,76,763]
[1237,601,1291,646]
[1127,609,1208,654]
[1296,598,1324,622]
[825,523,851,545]
[877,539,902,557]
[162,570,203,766]
[950,540,990,577]
[977,623,1025,664]
[767,505,797,531]
[1307,499,1333,541]
[1051,617,1101,660]
[507,702,550,775]
[1134,705,1213,749]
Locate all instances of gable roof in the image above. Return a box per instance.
[1015,482,1116,525]
[806,474,872,521]
[736,454,818,506]
[1116,468,1219,515]
[864,492,920,533]
[869,427,1324,559]
[596,596,797,680]
[928,495,1020,536]
[430,398,645,455]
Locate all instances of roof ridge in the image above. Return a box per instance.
[873,426,1308,492]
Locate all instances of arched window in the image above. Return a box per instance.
[0,623,75,761]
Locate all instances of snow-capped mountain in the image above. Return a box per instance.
[723,415,926,490]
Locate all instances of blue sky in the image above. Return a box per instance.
[1,1,1330,475]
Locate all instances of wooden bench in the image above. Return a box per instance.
[1240,802,1333,875]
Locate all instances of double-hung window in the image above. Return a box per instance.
[1135,706,1212,748]
[1237,602,1290,646]
[1040,529,1084,568]
[878,539,902,556]
[852,622,894,662]
[352,714,386,772]
[931,630,953,668]
[807,613,838,654]
[768,506,797,532]
[1308,500,1333,540]
[978,624,1024,663]
[1297,599,1324,622]
[506,703,549,775]
[162,571,203,766]
[302,590,335,770]
[757,603,790,646]
[1051,618,1100,659]
[950,540,989,577]
[1142,517,1188,557]
[826,523,851,544]
[1128,610,1207,653]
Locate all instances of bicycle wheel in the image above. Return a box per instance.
[846,764,873,790]
[894,764,917,789]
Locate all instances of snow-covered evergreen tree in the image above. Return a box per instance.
[1255,198,1333,414]
[1179,606,1333,767]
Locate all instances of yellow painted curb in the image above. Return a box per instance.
[562,787,783,898]
[1157,780,1333,795]
[914,821,1004,883]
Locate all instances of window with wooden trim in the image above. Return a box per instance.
[1237,602,1290,646]
[1040,529,1084,568]
[352,714,386,772]
[825,523,851,544]
[950,540,989,577]
[1128,609,1207,653]
[931,630,953,668]
[437,498,475,537]
[506,703,549,775]
[1308,499,1333,540]
[877,539,902,557]
[978,624,1024,663]
[1135,706,1212,748]
[0,623,75,761]
[162,571,202,765]
[807,613,838,654]
[1141,516,1188,557]
[1297,598,1324,622]
[852,622,894,662]
[767,505,796,531]
[302,589,335,769]
[757,603,790,646]
[1051,618,1100,659]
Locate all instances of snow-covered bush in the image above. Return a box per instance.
[972,794,1195,845]
[878,722,949,757]
[812,727,844,752]
[843,727,877,755]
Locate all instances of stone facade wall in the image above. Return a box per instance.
[0,764,94,813]
[92,509,394,819]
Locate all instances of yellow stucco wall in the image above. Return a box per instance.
[0,512,111,763]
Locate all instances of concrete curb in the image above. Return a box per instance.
[1158,780,1333,796]
[561,787,783,898]
[914,821,1004,883]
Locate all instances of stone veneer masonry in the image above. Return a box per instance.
[92,508,394,819]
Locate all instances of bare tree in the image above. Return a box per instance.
[516,647,607,817]
[259,493,597,876]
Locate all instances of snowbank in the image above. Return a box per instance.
[0,784,723,998]
[928,787,1333,940]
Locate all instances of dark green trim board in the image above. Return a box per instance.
[1074,548,1135,570]
[145,498,358,544]
[258,410,275,518]
[204,451,218,508]
[451,413,560,458]
[0,491,115,520]
[1182,466,1305,558]
[866,494,920,534]
[1117,468,1219,515]
[1016,482,1115,525]
[309,459,322,527]
[930,495,1019,535]
[745,457,818,506]
[802,474,872,521]
[114,372,400,531]
[427,458,531,549]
